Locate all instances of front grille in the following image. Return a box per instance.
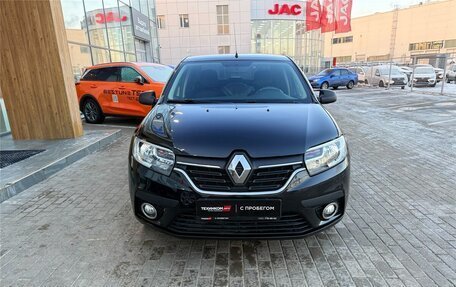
[168,213,313,237]
[179,163,300,192]
[415,77,429,83]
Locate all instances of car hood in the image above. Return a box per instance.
[413,73,435,78]
[308,75,325,81]
[140,103,339,158]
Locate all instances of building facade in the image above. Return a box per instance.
[155,0,325,73]
[61,0,161,81]
[324,0,456,67]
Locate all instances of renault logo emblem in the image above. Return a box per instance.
[227,154,252,185]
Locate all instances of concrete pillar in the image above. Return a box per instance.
[0,0,83,140]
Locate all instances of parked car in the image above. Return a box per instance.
[398,66,413,81]
[446,63,456,83]
[129,54,350,238]
[410,65,436,87]
[349,66,368,83]
[434,68,444,82]
[308,67,358,90]
[365,65,407,89]
[76,62,173,123]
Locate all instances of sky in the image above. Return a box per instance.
[351,0,437,17]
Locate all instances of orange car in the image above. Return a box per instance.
[76,62,173,123]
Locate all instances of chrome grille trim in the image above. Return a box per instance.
[174,167,307,196]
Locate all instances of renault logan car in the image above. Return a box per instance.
[128,54,350,238]
[76,62,173,123]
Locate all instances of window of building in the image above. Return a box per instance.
[444,39,456,48]
[332,36,353,44]
[218,46,230,54]
[157,15,165,29]
[409,41,444,51]
[216,5,229,35]
[179,14,189,28]
[335,56,352,63]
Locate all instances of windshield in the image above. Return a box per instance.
[317,69,332,76]
[141,65,173,82]
[379,67,402,75]
[164,60,312,103]
[414,67,434,74]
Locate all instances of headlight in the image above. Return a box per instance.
[304,136,347,176]
[133,137,175,175]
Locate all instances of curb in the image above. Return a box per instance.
[0,130,122,203]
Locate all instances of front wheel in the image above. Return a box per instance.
[401,86,405,90]
[83,98,105,124]
[320,82,329,90]
[379,80,385,88]
[347,81,354,89]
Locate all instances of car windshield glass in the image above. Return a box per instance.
[379,67,402,75]
[414,67,434,74]
[165,60,312,103]
[141,65,173,82]
[317,69,332,76]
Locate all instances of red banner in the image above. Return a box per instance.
[306,0,321,31]
[335,0,353,33]
[320,0,336,32]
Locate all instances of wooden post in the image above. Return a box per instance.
[0,0,83,140]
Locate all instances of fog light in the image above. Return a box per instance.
[141,203,157,219]
[322,202,339,220]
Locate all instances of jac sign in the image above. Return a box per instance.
[251,0,306,20]
[268,3,302,16]
[95,12,127,24]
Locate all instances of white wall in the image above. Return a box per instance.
[156,0,251,65]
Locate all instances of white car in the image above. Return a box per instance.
[349,66,368,83]
[365,65,408,89]
[410,65,436,87]
[446,64,456,83]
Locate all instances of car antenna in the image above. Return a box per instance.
[233,23,238,58]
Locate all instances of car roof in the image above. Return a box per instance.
[182,54,290,62]
[86,62,168,70]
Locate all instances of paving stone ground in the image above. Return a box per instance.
[1,87,455,287]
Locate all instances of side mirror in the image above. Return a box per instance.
[139,91,157,106]
[134,76,145,85]
[319,89,337,104]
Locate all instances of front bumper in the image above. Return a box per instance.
[129,156,349,239]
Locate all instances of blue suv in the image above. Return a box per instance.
[308,68,358,90]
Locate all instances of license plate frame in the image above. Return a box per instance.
[196,199,282,221]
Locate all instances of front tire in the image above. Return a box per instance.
[83,98,105,124]
[347,81,354,89]
[401,86,405,90]
[320,82,329,90]
[379,80,385,88]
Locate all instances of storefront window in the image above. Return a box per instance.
[126,53,137,62]
[61,0,89,44]
[251,20,323,74]
[111,50,125,62]
[92,47,110,64]
[103,0,124,51]
[84,0,109,48]
[119,2,135,53]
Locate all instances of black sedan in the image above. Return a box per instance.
[128,54,350,239]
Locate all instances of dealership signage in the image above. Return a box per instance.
[251,0,352,33]
[95,12,127,24]
[131,9,150,41]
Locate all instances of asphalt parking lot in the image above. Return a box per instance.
[1,87,455,287]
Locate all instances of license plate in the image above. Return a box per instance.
[196,199,281,220]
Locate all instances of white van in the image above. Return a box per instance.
[365,65,408,89]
